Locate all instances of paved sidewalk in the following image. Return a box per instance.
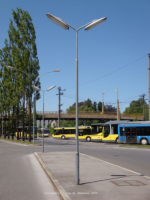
[34,152,150,200]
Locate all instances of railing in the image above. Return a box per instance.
[36,111,143,117]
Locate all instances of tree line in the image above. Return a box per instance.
[60,97,148,127]
[0,8,40,141]
[60,98,117,127]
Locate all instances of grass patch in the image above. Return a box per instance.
[120,144,150,148]
[0,138,41,146]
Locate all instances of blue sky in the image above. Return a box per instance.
[1,0,150,113]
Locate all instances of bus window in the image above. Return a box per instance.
[137,127,146,136]
[120,127,125,136]
[54,130,62,135]
[99,127,103,133]
[64,130,71,134]
[137,127,150,136]
[111,125,118,134]
[146,127,150,136]
[91,126,97,135]
[79,129,84,136]
[137,128,140,136]
[104,125,110,138]
[64,129,75,134]
[84,129,91,135]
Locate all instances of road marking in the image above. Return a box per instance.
[80,152,150,180]
[114,147,150,151]
[0,140,28,146]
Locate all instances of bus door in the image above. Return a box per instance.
[126,128,137,143]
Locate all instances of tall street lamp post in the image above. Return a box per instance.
[32,69,60,143]
[115,89,118,101]
[115,89,120,120]
[31,85,55,152]
[46,13,107,185]
[102,92,105,103]
[102,92,105,115]
[2,114,3,137]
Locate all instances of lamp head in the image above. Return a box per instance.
[47,85,56,91]
[46,13,69,30]
[54,69,60,72]
[31,85,41,91]
[85,17,107,31]
[7,66,14,69]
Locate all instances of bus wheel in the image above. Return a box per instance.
[61,135,65,140]
[86,137,91,142]
[140,138,148,145]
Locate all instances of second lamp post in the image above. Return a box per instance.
[31,85,55,153]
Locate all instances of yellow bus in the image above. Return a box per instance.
[101,121,129,143]
[38,128,50,137]
[77,123,104,142]
[53,126,92,140]
[15,126,37,139]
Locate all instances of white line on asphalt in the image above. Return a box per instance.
[114,147,150,151]
[80,152,150,180]
[0,140,28,146]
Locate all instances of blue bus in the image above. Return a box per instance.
[118,122,150,145]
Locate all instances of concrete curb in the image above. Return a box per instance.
[34,152,71,200]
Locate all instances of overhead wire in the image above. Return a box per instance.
[66,54,148,90]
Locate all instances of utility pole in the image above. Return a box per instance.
[102,92,105,115]
[84,103,86,126]
[148,54,150,120]
[140,94,146,121]
[56,87,65,127]
[115,89,120,121]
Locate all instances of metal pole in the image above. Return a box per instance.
[42,91,44,153]
[143,94,145,121]
[58,87,61,127]
[33,92,35,143]
[148,54,150,121]
[2,114,3,137]
[76,30,79,185]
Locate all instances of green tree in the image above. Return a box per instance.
[123,97,148,120]
[47,123,55,136]
[61,120,75,127]
[0,8,41,141]
[105,105,117,112]
[9,8,40,141]
[98,102,102,112]
[63,99,103,127]
[92,101,97,112]
[85,98,92,108]
[0,40,16,139]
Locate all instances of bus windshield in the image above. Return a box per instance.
[44,130,50,133]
